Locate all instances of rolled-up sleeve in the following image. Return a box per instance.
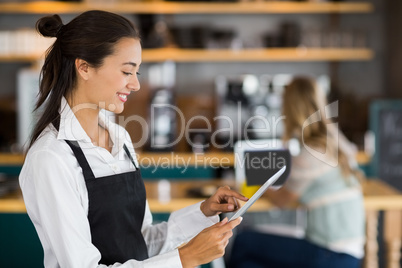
[142,201,219,259]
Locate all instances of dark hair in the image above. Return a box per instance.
[28,10,140,149]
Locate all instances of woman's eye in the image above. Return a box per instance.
[123,71,133,76]
[136,72,141,76]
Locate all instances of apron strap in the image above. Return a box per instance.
[65,140,139,180]
[123,144,139,170]
[65,140,96,180]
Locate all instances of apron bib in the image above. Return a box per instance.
[65,140,149,265]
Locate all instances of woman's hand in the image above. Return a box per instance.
[179,217,242,268]
[200,186,249,217]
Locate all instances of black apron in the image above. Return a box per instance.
[65,140,149,265]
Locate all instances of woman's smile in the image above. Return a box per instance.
[117,92,129,103]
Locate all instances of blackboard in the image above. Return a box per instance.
[370,100,402,191]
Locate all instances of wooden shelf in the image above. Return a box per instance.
[0,48,374,63]
[139,150,371,167]
[142,48,374,62]
[1,180,401,213]
[0,1,374,15]
[0,54,43,63]
[0,150,371,168]
[0,154,25,166]
[138,151,235,168]
[0,152,235,168]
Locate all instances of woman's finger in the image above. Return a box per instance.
[231,196,240,210]
[209,203,236,213]
[216,187,249,202]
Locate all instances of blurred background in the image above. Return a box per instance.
[0,0,401,153]
[1,0,401,183]
[0,0,401,267]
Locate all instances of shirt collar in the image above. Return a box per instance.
[57,97,126,153]
[57,97,91,143]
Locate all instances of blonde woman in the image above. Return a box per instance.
[229,76,365,268]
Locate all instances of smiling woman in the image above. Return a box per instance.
[67,37,142,150]
[74,38,142,114]
[18,10,247,268]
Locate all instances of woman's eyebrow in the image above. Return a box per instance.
[122,62,137,67]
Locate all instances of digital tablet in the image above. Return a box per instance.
[229,165,286,222]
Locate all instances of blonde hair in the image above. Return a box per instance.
[282,76,353,178]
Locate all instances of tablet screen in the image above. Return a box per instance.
[244,149,291,187]
[229,166,286,221]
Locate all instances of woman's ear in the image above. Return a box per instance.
[75,58,90,80]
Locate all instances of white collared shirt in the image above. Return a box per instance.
[19,97,218,268]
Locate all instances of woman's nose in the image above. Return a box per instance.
[128,75,140,92]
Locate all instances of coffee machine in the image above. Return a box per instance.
[146,61,177,151]
[214,73,330,150]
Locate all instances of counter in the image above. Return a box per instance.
[1,178,401,268]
